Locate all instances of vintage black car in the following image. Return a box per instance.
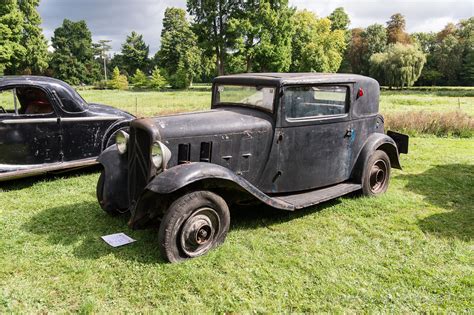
[97,73,408,262]
[0,76,134,181]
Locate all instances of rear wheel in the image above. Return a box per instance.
[361,150,391,196]
[158,191,230,263]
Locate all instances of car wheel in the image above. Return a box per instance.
[97,171,121,215]
[361,150,391,197]
[158,190,230,263]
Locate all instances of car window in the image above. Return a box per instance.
[285,85,348,119]
[16,87,54,115]
[215,85,275,112]
[0,89,20,114]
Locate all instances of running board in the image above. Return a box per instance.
[272,182,362,210]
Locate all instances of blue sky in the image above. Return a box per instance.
[38,0,474,55]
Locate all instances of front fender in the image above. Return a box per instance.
[351,133,402,182]
[97,145,130,211]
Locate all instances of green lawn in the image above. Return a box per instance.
[1,137,473,312]
[1,87,473,312]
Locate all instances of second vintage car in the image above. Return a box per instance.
[97,73,408,262]
[0,76,134,181]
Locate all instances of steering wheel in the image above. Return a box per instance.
[0,106,6,113]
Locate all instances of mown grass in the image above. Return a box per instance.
[0,137,473,313]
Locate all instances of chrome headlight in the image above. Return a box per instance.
[115,130,129,154]
[151,141,171,171]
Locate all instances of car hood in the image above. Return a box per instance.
[150,107,274,140]
[87,103,135,119]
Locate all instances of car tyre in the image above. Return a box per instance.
[97,171,121,215]
[158,190,230,263]
[361,150,391,197]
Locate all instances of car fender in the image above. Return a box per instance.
[351,133,401,183]
[97,145,130,211]
[101,119,132,151]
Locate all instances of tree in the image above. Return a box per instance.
[156,7,201,88]
[290,10,346,73]
[94,39,112,83]
[228,0,295,73]
[120,31,149,76]
[16,0,49,74]
[0,0,25,74]
[386,13,410,44]
[109,67,129,90]
[131,69,149,89]
[149,67,167,89]
[370,43,426,88]
[187,0,240,75]
[328,7,350,31]
[50,19,100,85]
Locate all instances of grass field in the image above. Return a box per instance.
[1,88,473,312]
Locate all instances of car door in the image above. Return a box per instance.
[274,84,354,193]
[0,87,61,169]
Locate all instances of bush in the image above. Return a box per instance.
[131,69,149,89]
[149,67,167,90]
[109,67,129,90]
[384,111,474,138]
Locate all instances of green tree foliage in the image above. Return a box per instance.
[109,67,129,90]
[328,7,350,31]
[290,10,346,73]
[370,43,426,88]
[228,0,295,73]
[16,0,49,74]
[120,31,150,76]
[149,67,167,89]
[156,8,201,88]
[0,0,26,74]
[50,19,100,85]
[187,0,240,75]
[386,13,411,44]
[131,69,149,89]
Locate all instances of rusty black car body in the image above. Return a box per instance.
[0,76,134,181]
[97,73,409,262]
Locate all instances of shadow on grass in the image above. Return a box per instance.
[0,165,101,192]
[23,196,340,264]
[400,164,474,241]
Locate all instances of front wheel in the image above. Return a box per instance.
[158,191,230,263]
[361,150,391,196]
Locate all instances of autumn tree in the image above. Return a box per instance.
[386,13,410,44]
[120,31,150,76]
[156,7,201,88]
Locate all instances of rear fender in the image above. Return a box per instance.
[351,133,401,183]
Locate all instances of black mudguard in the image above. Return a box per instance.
[351,133,402,183]
[97,145,130,211]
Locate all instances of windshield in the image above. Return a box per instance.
[214,85,275,112]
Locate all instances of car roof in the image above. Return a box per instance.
[213,72,377,86]
[0,75,72,89]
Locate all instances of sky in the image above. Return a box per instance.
[38,0,474,55]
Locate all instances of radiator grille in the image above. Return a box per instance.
[128,126,152,203]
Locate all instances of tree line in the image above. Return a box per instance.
[0,0,472,89]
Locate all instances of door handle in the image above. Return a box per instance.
[345,128,353,137]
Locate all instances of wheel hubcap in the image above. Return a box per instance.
[369,159,387,193]
[180,207,220,257]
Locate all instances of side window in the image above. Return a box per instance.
[285,85,349,119]
[16,87,54,115]
[0,89,20,114]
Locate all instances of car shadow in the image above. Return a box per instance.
[23,197,341,265]
[0,165,101,192]
[399,164,473,241]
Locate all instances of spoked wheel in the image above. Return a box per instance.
[362,150,391,196]
[158,191,230,263]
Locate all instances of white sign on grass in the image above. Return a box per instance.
[101,233,136,247]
